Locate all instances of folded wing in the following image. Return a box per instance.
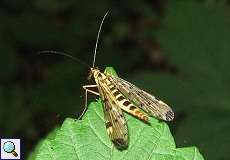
[97,82,128,149]
[108,76,174,121]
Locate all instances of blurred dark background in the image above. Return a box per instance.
[0,0,230,159]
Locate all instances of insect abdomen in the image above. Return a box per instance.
[108,83,148,122]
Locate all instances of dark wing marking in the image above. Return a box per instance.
[97,81,128,149]
[108,76,174,121]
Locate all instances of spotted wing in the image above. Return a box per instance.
[108,76,174,121]
[97,83,128,149]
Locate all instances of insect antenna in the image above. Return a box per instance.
[38,50,90,67]
[92,11,109,68]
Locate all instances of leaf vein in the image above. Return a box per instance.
[147,123,166,160]
[87,113,111,149]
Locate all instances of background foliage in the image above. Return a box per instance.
[0,0,230,159]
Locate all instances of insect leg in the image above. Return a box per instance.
[83,84,100,96]
[78,85,99,119]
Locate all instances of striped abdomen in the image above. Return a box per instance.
[106,81,148,122]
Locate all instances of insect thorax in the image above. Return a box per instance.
[91,68,107,82]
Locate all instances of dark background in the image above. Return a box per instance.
[0,0,230,159]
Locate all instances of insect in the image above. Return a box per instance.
[82,11,174,150]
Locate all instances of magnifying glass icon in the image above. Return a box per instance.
[3,141,18,157]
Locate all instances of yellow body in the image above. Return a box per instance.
[91,68,148,122]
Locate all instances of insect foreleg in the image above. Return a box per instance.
[78,85,99,120]
[83,84,100,96]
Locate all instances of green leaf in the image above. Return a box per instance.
[104,67,118,77]
[32,67,204,160]
[28,127,59,160]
